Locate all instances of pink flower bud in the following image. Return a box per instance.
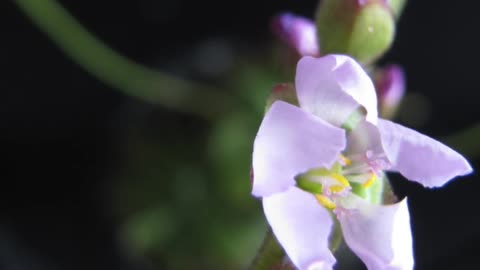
[374,64,405,118]
[271,13,320,57]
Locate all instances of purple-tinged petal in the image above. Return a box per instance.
[377,119,473,187]
[339,196,413,270]
[296,55,378,127]
[263,187,336,270]
[272,13,320,57]
[252,101,346,197]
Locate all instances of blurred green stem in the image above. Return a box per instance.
[443,123,480,159]
[14,0,233,119]
[249,229,288,270]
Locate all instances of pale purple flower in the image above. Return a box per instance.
[252,55,472,270]
[272,13,320,57]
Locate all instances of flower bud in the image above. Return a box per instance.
[374,64,405,119]
[315,0,395,64]
[271,13,320,57]
[265,83,299,112]
[386,0,407,19]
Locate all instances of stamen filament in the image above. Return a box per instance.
[339,155,352,166]
[363,173,377,188]
[342,163,371,175]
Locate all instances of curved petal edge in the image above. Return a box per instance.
[377,119,473,188]
[295,55,378,126]
[339,196,414,270]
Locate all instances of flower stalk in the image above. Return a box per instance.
[249,229,289,270]
[13,0,234,119]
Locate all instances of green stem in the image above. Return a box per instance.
[13,0,233,119]
[249,229,289,270]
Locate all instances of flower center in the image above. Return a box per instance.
[296,151,390,211]
[343,150,391,176]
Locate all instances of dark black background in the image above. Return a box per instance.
[2,0,480,269]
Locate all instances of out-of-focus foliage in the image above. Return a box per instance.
[13,1,287,268]
[112,52,286,269]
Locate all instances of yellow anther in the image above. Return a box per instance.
[315,194,336,210]
[339,155,352,166]
[329,185,346,194]
[330,173,351,187]
[363,173,377,188]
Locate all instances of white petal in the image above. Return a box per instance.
[263,187,336,270]
[377,119,473,187]
[338,196,414,270]
[295,55,378,126]
[252,101,346,197]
